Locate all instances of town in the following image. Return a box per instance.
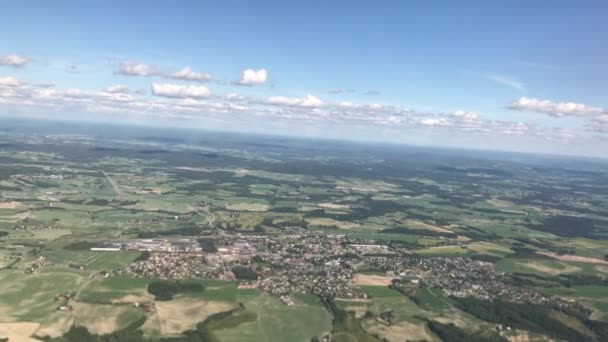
[87,233,580,311]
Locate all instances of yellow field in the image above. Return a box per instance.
[34,312,74,338]
[0,322,40,342]
[467,241,513,256]
[0,201,23,209]
[353,274,394,286]
[364,319,433,342]
[306,217,359,229]
[415,245,469,256]
[518,261,580,275]
[538,251,608,265]
[406,219,453,233]
[73,302,143,335]
[155,297,234,336]
[226,203,269,211]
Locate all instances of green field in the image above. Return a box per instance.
[212,291,332,342]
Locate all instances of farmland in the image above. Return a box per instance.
[1,121,608,341]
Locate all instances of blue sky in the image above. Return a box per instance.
[1,1,607,156]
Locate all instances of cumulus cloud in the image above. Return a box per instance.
[265,94,323,108]
[103,85,129,94]
[419,118,449,126]
[508,96,604,117]
[223,93,245,101]
[168,66,211,82]
[237,68,268,85]
[329,88,343,94]
[116,61,212,83]
[0,77,23,87]
[450,110,480,122]
[486,74,525,92]
[0,54,29,68]
[151,83,211,99]
[117,61,157,76]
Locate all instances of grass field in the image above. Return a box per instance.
[41,250,141,271]
[213,291,332,342]
[495,257,599,276]
[360,286,402,298]
[0,267,88,321]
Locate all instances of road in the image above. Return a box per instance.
[101,170,121,195]
[200,206,216,227]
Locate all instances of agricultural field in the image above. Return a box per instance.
[1,122,608,341]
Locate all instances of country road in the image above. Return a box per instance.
[200,206,216,227]
[101,170,121,195]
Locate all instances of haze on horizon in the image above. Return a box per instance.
[1,1,607,157]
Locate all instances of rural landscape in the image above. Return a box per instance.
[0,121,607,341]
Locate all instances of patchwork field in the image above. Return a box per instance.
[0,126,607,341]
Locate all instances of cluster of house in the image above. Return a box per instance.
[122,234,373,299]
[11,223,61,231]
[91,238,202,253]
[386,256,577,308]
[125,252,224,279]
[113,233,576,311]
[25,256,47,274]
[54,292,75,312]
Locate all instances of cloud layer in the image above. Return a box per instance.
[151,83,211,98]
[266,94,323,108]
[508,97,604,117]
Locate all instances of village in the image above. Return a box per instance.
[98,233,580,311]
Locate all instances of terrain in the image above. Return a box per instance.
[1,120,608,341]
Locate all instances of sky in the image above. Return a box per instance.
[0,1,607,157]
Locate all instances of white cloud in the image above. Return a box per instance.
[151,83,211,99]
[339,101,383,111]
[0,77,23,87]
[508,96,604,117]
[237,68,268,85]
[169,66,211,82]
[339,101,357,108]
[64,88,84,98]
[103,85,129,94]
[266,94,323,108]
[450,110,479,122]
[499,121,529,135]
[486,74,525,92]
[590,115,608,133]
[0,54,29,68]
[117,61,157,76]
[419,118,449,126]
[224,93,245,101]
[116,61,213,83]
